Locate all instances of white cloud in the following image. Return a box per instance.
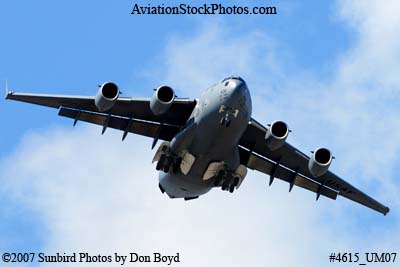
[2,1,400,266]
[162,21,285,98]
[337,0,400,91]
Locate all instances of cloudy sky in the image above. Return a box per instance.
[0,0,399,266]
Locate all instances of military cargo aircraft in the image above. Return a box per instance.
[5,77,390,215]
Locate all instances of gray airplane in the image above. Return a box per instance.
[5,76,390,215]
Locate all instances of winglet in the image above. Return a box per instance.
[5,80,13,100]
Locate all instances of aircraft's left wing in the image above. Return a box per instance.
[6,91,196,141]
[239,118,390,215]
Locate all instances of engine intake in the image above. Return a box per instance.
[308,147,333,177]
[265,121,289,150]
[95,82,119,112]
[150,85,175,116]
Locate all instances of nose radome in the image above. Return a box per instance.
[227,78,247,95]
[228,79,242,88]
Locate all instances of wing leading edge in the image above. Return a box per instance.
[6,91,197,125]
[239,119,390,215]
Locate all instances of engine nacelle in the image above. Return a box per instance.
[265,121,289,150]
[95,82,119,112]
[308,147,333,177]
[150,85,175,116]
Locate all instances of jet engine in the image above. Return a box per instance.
[308,147,333,177]
[150,85,175,116]
[95,82,119,112]
[265,121,289,150]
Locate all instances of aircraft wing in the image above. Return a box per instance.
[239,118,390,215]
[6,91,196,141]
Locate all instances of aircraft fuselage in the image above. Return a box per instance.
[158,76,252,199]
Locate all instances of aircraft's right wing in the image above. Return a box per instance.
[239,118,390,215]
[6,92,196,125]
[6,91,197,141]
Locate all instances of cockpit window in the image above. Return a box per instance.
[221,76,245,83]
[231,76,244,82]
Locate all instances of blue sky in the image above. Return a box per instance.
[1,1,399,266]
[0,0,352,153]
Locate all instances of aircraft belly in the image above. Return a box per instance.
[158,125,241,199]
[158,171,212,199]
[158,151,232,199]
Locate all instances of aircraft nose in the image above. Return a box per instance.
[226,78,247,97]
